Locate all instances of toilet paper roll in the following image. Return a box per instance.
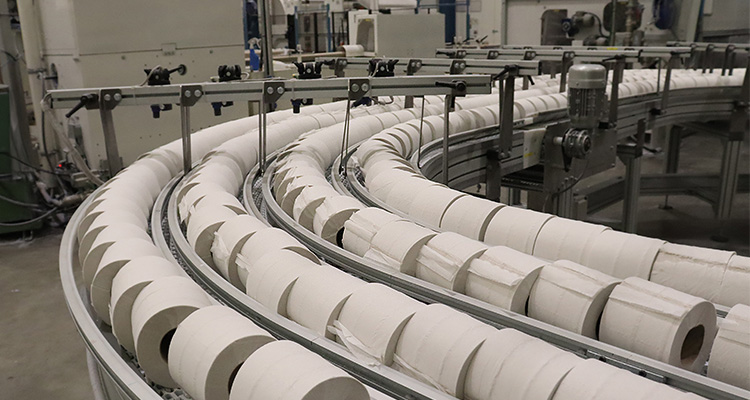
[484,207,554,254]
[312,195,363,244]
[363,159,414,184]
[342,208,403,257]
[650,243,735,303]
[582,230,665,280]
[366,169,420,202]
[393,304,495,398]
[335,283,423,366]
[177,174,235,207]
[599,277,716,372]
[80,197,149,240]
[293,185,339,231]
[90,239,164,324]
[140,148,181,176]
[228,340,369,400]
[361,148,405,172]
[465,328,583,400]
[108,170,162,203]
[236,227,319,290]
[185,191,246,226]
[440,195,504,241]
[168,305,275,400]
[286,266,366,339]
[197,155,243,186]
[385,178,441,213]
[278,175,329,216]
[186,205,240,269]
[110,256,183,353]
[81,223,151,285]
[128,158,173,187]
[131,276,214,387]
[81,229,154,288]
[407,185,466,229]
[243,249,321,316]
[528,260,621,338]
[532,218,611,264]
[551,358,705,400]
[714,255,750,307]
[77,207,147,250]
[211,215,268,287]
[275,165,324,197]
[365,220,436,275]
[415,232,488,292]
[339,44,365,57]
[465,246,548,314]
[178,182,229,223]
[92,183,154,216]
[707,304,750,389]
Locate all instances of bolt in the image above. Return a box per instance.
[351,83,360,92]
[266,86,274,95]
[103,94,112,101]
[184,90,192,98]
[277,86,285,94]
[113,93,122,101]
[361,83,369,92]
[194,90,202,97]
[611,163,616,167]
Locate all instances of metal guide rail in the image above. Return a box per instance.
[436,45,696,62]
[313,56,542,77]
[247,159,748,400]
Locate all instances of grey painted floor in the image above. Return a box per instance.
[0,132,746,399]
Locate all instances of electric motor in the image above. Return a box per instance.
[567,64,607,130]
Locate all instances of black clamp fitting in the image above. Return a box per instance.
[368,59,399,77]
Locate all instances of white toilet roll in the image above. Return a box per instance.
[465,328,583,400]
[532,218,611,264]
[707,304,750,389]
[551,358,705,400]
[650,243,734,302]
[582,230,665,280]
[335,283,423,366]
[363,159,414,184]
[186,191,246,226]
[292,185,338,231]
[80,223,151,279]
[415,232,488,291]
[599,277,717,372]
[528,260,621,338]
[90,239,165,324]
[243,248,321,316]
[83,235,160,291]
[278,175,329,216]
[228,340,370,400]
[129,157,174,187]
[131,276,214,387]
[483,207,554,254]
[385,177,441,213]
[211,214,268,287]
[286,266,366,339]
[275,165,325,197]
[407,185,466,229]
[186,205,240,269]
[312,195,363,244]
[110,256,183,353]
[440,195,504,241]
[341,208,403,257]
[365,220,436,275]
[196,155,243,186]
[393,304,495,398]
[178,182,228,223]
[78,209,148,260]
[465,246,548,314]
[168,305,276,400]
[714,255,750,307]
[80,197,149,239]
[236,227,319,290]
[366,169,420,202]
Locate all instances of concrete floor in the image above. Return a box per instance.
[0,132,746,399]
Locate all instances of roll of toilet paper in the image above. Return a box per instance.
[599,277,717,372]
[131,276,214,387]
[168,305,275,400]
[393,304,495,398]
[211,215,268,287]
[243,248,320,316]
[415,232,488,292]
[275,165,325,197]
[278,175,329,216]
[335,283,423,366]
[178,182,228,222]
[465,246,548,314]
[465,328,583,400]
[342,208,403,257]
[385,177,441,213]
[80,197,149,239]
[228,340,369,400]
[293,185,339,231]
[707,304,750,389]
[340,44,365,57]
[363,159,414,184]
[532,218,611,264]
[440,195,504,241]
[128,158,173,187]
[406,185,466,229]
[651,243,735,303]
[714,255,750,307]
[83,234,160,290]
[236,228,319,290]
[196,155,243,186]
[582,230,665,280]
[185,191,246,226]
[78,208,148,256]
[365,220,436,275]
[187,205,240,269]
[366,169,420,202]
[528,260,621,338]
[551,358,705,400]
[80,222,150,275]
[312,196,363,244]
[286,266,366,339]
[484,207,554,254]
[110,256,183,353]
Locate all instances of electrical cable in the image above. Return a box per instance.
[0,191,44,209]
[0,152,68,175]
[139,65,162,86]
[0,206,58,227]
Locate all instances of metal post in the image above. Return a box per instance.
[660,125,682,209]
[98,89,123,175]
[660,54,676,111]
[499,74,516,156]
[442,95,452,185]
[180,105,192,174]
[485,150,501,201]
[609,58,624,126]
[619,119,645,233]
[326,4,332,52]
[609,0,617,46]
[559,52,574,93]
[716,138,741,220]
[258,0,274,77]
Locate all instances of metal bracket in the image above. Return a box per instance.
[406,59,423,75]
[179,84,203,174]
[258,81,286,173]
[347,78,370,101]
[449,59,467,75]
[98,88,123,175]
[722,45,736,76]
[486,50,500,59]
[702,43,715,73]
[608,58,625,127]
[559,51,575,92]
[333,58,348,77]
